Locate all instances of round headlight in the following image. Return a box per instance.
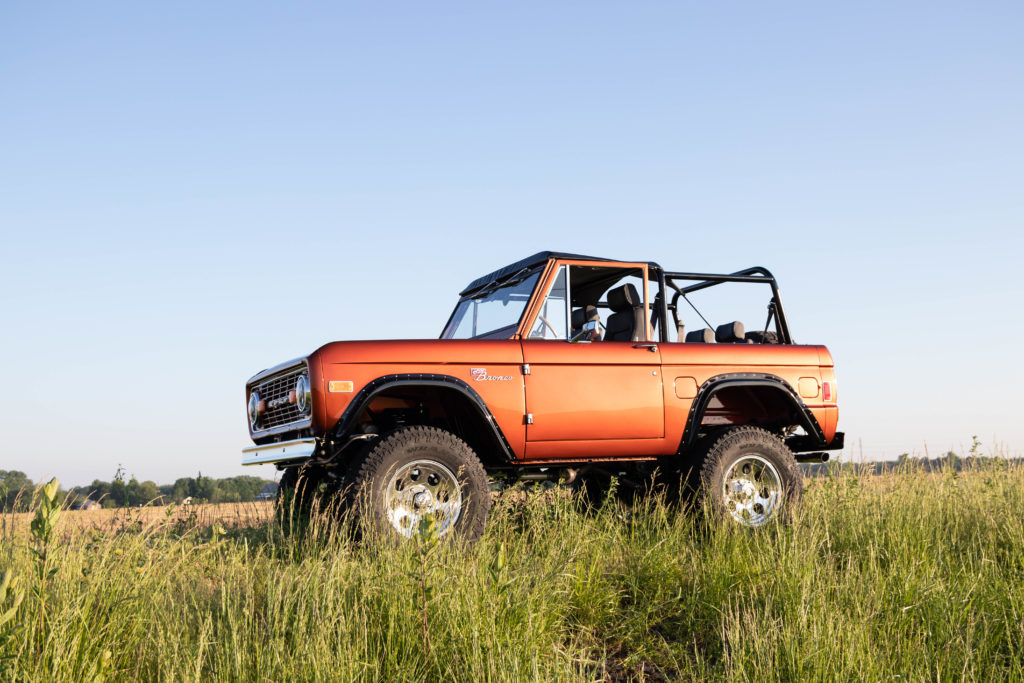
[248,391,262,429]
[295,374,311,414]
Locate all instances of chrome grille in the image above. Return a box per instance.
[253,364,310,433]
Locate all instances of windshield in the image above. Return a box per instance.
[441,271,541,339]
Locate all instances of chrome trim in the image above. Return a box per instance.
[247,359,312,439]
[721,454,783,527]
[384,458,463,538]
[241,438,317,466]
[250,421,312,440]
[296,374,311,414]
[248,390,262,429]
[246,356,308,385]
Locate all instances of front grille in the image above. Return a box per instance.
[253,364,310,433]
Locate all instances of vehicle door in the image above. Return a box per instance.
[519,263,665,458]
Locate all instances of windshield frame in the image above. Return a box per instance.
[440,268,544,340]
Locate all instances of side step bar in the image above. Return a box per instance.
[241,438,316,466]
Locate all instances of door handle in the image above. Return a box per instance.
[633,343,659,352]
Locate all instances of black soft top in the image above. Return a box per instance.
[460,251,657,296]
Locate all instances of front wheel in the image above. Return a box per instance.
[347,426,491,542]
[698,426,802,527]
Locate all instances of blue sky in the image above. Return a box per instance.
[2,1,1022,486]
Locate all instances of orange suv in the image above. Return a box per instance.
[242,252,841,539]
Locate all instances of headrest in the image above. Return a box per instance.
[685,328,715,343]
[571,305,599,329]
[745,330,778,344]
[607,284,641,312]
[715,321,746,343]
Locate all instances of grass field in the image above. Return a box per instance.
[1,501,272,536]
[2,462,1023,681]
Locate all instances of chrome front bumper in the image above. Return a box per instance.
[241,438,317,466]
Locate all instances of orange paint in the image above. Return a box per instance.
[252,254,841,462]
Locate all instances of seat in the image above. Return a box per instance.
[571,305,598,332]
[571,305,602,341]
[745,330,779,344]
[605,284,645,342]
[715,321,753,343]
[685,328,715,343]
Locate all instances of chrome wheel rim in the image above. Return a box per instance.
[722,454,783,527]
[384,459,463,538]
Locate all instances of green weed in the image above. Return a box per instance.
[1,461,1023,680]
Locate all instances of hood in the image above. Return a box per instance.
[315,339,524,366]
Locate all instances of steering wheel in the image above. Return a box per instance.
[533,314,560,339]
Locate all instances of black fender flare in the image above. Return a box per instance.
[680,373,825,450]
[330,373,518,463]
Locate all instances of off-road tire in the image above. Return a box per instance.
[347,426,491,542]
[698,426,802,527]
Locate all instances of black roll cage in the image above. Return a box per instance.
[654,266,794,345]
[447,254,794,345]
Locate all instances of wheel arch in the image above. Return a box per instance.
[330,373,517,466]
[680,373,825,451]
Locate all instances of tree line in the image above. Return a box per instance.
[0,468,274,512]
[801,453,1020,477]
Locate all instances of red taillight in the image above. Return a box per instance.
[822,381,833,402]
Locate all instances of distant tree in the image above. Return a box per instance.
[86,479,111,505]
[215,476,267,502]
[55,472,275,509]
[125,477,162,506]
[126,477,143,506]
[194,473,219,504]
[0,470,34,512]
[942,450,961,470]
[170,478,195,502]
[109,465,128,507]
[139,480,161,504]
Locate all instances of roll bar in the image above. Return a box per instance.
[660,266,793,344]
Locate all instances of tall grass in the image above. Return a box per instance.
[1,461,1023,681]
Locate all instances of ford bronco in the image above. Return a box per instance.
[242,252,842,539]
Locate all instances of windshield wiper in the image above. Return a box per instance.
[474,267,530,299]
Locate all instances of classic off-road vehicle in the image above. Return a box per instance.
[242,252,841,539]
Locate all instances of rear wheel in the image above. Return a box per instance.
[348,426,491,542]
[698,426,802,527]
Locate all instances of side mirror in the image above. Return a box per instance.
[570,320,601,343]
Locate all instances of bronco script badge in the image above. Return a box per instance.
[470,368,513,382]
